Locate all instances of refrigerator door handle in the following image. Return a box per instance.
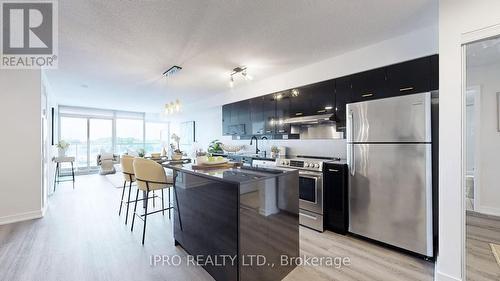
[347,111,355,176]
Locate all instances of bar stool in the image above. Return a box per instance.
[119,155,136,225]
[131,158,174,245]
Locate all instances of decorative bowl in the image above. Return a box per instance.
[171,153,183,161]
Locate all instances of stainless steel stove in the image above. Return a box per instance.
[277,156,339,232]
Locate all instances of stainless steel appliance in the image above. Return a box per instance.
[346,92,434,257]
[277,156,336,232]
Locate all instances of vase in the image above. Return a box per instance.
[58,148,66,157]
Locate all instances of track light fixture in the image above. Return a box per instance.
[229,66,253,87]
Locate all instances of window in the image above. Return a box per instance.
[60,117,88,170]
[58,106,169,174]
[145,122,169,153]
[116,119,144,155]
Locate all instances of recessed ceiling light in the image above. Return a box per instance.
[325,106,333,110]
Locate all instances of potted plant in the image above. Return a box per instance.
[137,148,146,158]
[271,146,280,158]
[57,140,70,157]
[170,134,183,160]
[208,139,223,155]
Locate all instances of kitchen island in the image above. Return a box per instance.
[164,163,299,281]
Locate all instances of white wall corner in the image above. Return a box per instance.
[0,210,43,226]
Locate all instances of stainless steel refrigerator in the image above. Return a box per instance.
[346,92,433,257]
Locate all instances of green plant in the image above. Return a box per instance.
[271,146,280,153]
[137,148,145,157]
[208,139,223,154]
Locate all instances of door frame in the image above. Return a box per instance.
[460,24,500,280]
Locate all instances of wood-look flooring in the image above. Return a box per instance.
[467,211,500,281]
[0,174,434,281]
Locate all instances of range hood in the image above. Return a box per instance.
[284,113,343,139]
[283,113,334,125]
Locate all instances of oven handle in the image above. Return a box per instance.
[298,172,322,179]
[299,212,318,220]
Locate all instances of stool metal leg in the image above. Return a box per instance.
[168,188,171,219]
[71,161,75,189]
[161,189,165,215]
[125,181,133,225]
[152,191,155,208]
[142,190,149,245]
[53,163,59,192]
[131,189,139,232]
[119,181,126,216]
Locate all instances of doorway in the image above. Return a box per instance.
[464,35,500,281]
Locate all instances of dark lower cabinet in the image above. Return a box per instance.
[323,163,348,234]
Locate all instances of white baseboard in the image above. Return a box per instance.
[476,205,500,217]
[0,210,43,226]
[435,271,462,281]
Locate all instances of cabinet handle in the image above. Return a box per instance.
[361,93,374,98]
[278,130,285,133]
[399,87,414,92]
[329,169,339,172]
[317,109,326,113]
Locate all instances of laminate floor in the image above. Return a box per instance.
[467,211,500,281]
[0,174,434,281]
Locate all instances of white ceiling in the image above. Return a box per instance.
[45,0,438,113]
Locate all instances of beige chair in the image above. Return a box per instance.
[131,158,174,244]
[119,155,136,225]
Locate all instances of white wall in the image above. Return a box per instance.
[438,1,500,281]
[171,25,438,158]
[467,62,500,216]
[0,70,43,225]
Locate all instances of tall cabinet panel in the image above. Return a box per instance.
[275,91,291,134]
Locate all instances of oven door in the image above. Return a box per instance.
[299,171,323,214]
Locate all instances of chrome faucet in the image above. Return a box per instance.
[250,136,260,155]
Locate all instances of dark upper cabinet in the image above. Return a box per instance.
[323,163,348,234]
[386,57,431,95]
[275,91,291,134]
[334,76,352,130]
[430,54,439,90]
[263,94,276,134]
[308,80,335,115]
[222,55,438,137]
[289,88,311,117]
[222,100,250,136]
[351,68,388,102]
[250,95,276,135]
[222,104,232,135]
